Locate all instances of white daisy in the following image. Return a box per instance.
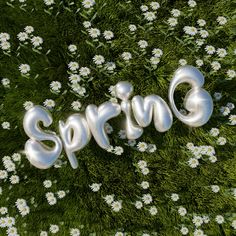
[88,28,100,38]
[103,195,114,205]
[141,167,150,175]
[69,74,81,83]
[68,44,77,53]
[0,207,8,214]
[211,185,220,193]
[179,59,187,66]
[0,33,10,42]
[231,220,236,230]
[115,232,124,236]
[216,48,227,57]
[43,99,55,109]
[49,224,59,234]
[118,130,126,139]
[79,67,91,76]
[143,11,156,21]
[188,0,196,7]
[150,2,160,10]
[129,24,137,32]
[209,155,217,163]
[83,21,91,28]
[197,19,206,27]
[17,32,28,42]
[135,201,143,209]
[167,17,178,27]
[192,216,203,227]
[150,56,160,65]
[196,39,205,47]
[121,52,132,61]
[82,0,95,9]
[171,9,181,17]
[140,5,148,12]
[0,170,8,179]
[196,59,204,67]
[111,201,122,212]
[178,207,187,216]
[205,45,215,54]
[24,26,34,34]
[140,181,149,189]
[31,36,43,47]
[217,16,227,25]
[229,115,236,125]
[149,206,158,215]
[215,215,224,224]
[105,62,116,71]
[213,92,222,101]
[90,183,101,192]
[70,228,80,236]
[188,158,199,168]
[114,146,124,155]
[152,48,163,57]
[71,101,82,111]
[180,226,189,235]
[44,0,54,6]
[209,128,219,136]
[43,180,52,188]
[142,194,152,204]
[40,231,48,236]
[68,61,79,71]
[103,30,114,40]
[57,190,66,199]
[137,142,148,152]
[171,193,179,201]
[23,101,34,110]
[93,55,105,65]
[226,69,236,79]
[211,61,221,71]
[220,106,230,116]
[9,175,19,184]
[199,30,209,38]
[193,229,204,236]
[0,41,10,50]
[137,160,147,169]
[19,64,30,74]
[50,81,61,92]
[1,78,10,87]
[184,26,198,36]
[1,122,10,130]
[138,40,148,49]
[216,137,226,145]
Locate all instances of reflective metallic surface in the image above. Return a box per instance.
[168,65,213,127]
[115,81,133,100]
[116,81,143,140]
[59,114,91,169]
[23,106,62,169]
[23,66,213,170]
[85,102,121,149]
[132,95,173,132]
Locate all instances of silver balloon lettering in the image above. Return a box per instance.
[59,114,91,169]
[115,81,143,140]
[23,66,213,169]
[85,102,121,149]
[131,95,173,132]
[23,106,62,169]
[168,65,213,127]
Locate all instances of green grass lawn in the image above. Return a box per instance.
[0,0,236,235]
